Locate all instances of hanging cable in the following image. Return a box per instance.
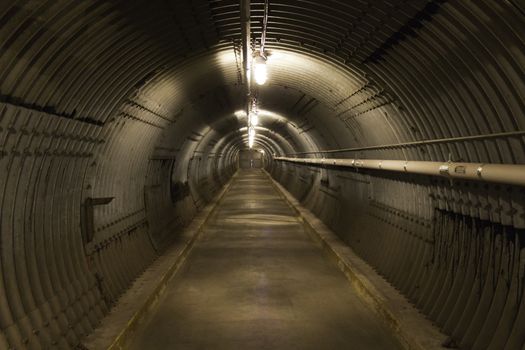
[260,0,269,55]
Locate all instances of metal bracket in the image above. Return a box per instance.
[81,197,114,244]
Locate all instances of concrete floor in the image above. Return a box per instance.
[129,170,402,349]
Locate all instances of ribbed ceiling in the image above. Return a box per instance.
[2,0,523,161]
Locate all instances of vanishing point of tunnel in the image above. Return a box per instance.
[0,1,524,349]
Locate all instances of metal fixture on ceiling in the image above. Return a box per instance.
[253,53,268,86]
[253,0,269,86]
[241,0,251,97]
[243,0,270,148]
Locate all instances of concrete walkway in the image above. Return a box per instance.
[129,170,402,349]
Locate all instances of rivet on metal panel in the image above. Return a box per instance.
[476,165,484,178]
[438,164,449,176]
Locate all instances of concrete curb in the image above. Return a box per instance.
[264,170,447,350]
[82,174,237,350]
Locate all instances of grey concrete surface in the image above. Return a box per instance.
[129,170,403,350]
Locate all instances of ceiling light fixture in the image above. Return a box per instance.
[248,126,255,148]
[249,111,259,126]
[253,0,269,86]
[253,53,267,85]
[242,0,270,150]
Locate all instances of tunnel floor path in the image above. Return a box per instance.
[129,169,402,350]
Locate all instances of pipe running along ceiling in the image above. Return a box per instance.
[0,0,524,349]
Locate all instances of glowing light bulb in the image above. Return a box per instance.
[248,126,255,148]
[250,112,259,126]
[253,55,267,85]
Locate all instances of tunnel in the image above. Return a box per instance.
[1,0,525,349]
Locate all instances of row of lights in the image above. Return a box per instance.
[247,51,268,149]
[248,96,260,148]
[246,0,269,150]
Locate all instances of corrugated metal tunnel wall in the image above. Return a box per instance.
[0,0,524,349]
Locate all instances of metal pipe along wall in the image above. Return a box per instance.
[275,157,525,187]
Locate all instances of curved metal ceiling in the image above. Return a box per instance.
[2,0,523,163]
